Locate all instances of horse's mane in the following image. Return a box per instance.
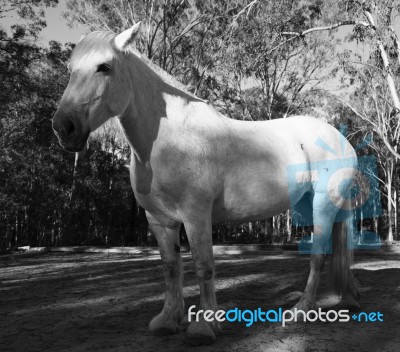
[139,55,199,99]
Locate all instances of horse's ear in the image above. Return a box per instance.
[114,22,141,51]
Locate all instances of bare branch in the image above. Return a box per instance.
[281,20,371,37]
[334,96,400,160]
[233,0,259,21]
[388,25,400,66]
[362,8,400,112]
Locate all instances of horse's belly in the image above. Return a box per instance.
[212,200,289,223]
[211,171,291,223]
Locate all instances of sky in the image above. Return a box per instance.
[1,0,88,45]
[39,0,88,44]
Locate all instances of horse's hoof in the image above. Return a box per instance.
[149,312,180,336]
[185,320,216,346]
[335,298,361,312]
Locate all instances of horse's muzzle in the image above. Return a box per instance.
[52,113,90,153]
[60,130,90,152]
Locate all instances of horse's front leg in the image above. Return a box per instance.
[147,212,184,335]
[184,212,220,346]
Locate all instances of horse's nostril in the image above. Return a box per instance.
[65,119,75,136]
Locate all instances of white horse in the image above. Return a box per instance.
[52,23,360,345]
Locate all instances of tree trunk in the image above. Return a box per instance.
[14,213,18,248]
[286,209,291,242]
[6,214,12,249]
[24,206,28,245]
[394,191,397,240]
[264,218,273,243]
[394,163,399,240]
[396,186,399,241]
[386,164,394,242]
[273,215,281,242]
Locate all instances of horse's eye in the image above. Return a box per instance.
[97,63,111,73]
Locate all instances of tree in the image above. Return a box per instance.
[64,0,210,82]
[338,61,399,241]
[214,0,339,120]
[258,0,400,159]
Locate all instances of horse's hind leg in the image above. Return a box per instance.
[293,194,336,311]
[183,212,219,346]
[147,212,184,335]
[333,221,361,311]
[338,276,361,311]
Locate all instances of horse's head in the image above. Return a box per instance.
[52,23,141,152]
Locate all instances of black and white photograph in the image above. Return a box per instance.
[1,1,400,351]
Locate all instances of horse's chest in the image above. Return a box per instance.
[129,159,185,220]
[130,159,153,195]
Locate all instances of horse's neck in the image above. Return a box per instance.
[118,55,190,163]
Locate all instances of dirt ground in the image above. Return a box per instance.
[1,246,400,352]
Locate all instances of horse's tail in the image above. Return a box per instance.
[331,201,356,297]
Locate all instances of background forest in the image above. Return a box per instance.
[1,0,400,250]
